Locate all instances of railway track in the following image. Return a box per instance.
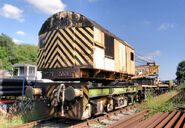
[11,105,139,128]
[69,105,140,128]
[11,104,185,128]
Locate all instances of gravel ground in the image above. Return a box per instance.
[32,109,137,128]
[86,108,137,128]
[33,118,81,128]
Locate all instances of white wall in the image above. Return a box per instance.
[104,58,115,71]
[119,43,126,72]
[93,46,104,69]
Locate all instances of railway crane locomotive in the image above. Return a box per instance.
[26,11,167,120]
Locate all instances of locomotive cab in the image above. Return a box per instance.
[37,11,135,81]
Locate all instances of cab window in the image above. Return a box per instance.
[131,52,134,61]
[104,34,114,59]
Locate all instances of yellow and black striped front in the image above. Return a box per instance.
[37,27,94,70]
[64,84,89,120]
[40,84,60,117]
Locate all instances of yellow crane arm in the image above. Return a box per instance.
[132,62,159,79]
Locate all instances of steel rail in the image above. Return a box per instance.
[69,105,140,128]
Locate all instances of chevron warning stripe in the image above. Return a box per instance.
[65,85,88,119]
[37,27,94,70]
[82,85,89,112]
[37,49,46,69]
[44,85,60,117]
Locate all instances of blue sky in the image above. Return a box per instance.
[0,0,184,80]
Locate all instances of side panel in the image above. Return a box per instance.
[94,27,102,45]
[94,27,104,47]
[93,27,105,69]
[93,46,104,69]
[119,42,126,72]
[114,40,126,73]
[104,58,115,71]
[126,46,135,75]
[114,39,120,72]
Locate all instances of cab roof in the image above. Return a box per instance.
[39,11,134,49]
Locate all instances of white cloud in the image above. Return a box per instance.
[26,0,66,15]
[0,4,24,22]
[16,30,25,36]
[137,50,161,62]
[158,23,174,31]
[12,38,24,44]
[145,50,161,60]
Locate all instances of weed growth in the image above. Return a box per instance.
[0,103,40,127]
[139,91,178,117]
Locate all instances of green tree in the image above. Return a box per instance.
[176,60,185,84]
[0,34,18,69]
[0,33,38,70]
[16,44,38,64]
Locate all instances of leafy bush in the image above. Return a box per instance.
[0,33,38,70]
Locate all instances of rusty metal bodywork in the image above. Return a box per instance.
[33,82,90,120]
[42,67,132,81]
[37,11,135,79]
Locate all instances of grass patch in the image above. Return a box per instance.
[0,103,41,128]
[170,87,185,109]
[177,83,185,90]
[139,91,178,117]
[0,115,23,128]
